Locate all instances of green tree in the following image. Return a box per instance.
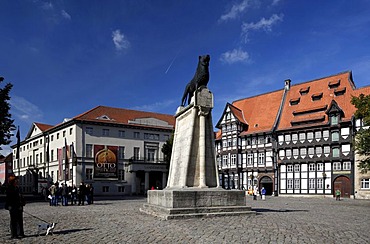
[0,77,15,150]
[161,133,174,168]
[351,93,370,172]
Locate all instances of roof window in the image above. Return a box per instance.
[289,97,300,106]
[334,87,346,96]
[299,87,310,95]
[328,80,340,89]
[311,92,323,101]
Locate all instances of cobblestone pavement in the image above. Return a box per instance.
[1,195,369,243]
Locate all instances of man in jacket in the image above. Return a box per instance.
[5,176,25,239]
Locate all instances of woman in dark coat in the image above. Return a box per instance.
[5,176,25,239]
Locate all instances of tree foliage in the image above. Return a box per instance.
[351,94,370,172]
[0,77,15,150]
[161,133,174,168]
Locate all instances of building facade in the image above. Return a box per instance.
[12,106,175,195]
[216,71,370,198]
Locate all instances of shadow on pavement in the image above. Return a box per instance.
[253,208,309,213]
[52,228,94,235]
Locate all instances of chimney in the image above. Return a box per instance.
[284,79,291,90]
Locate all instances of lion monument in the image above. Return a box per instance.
[181,54,210,106]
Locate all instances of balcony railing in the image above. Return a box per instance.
[129,157,166,164]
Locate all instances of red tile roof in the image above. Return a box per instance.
[72,105,175,129]
[34,122,53,132]
[233,89,284,134]
[277,71,370,131]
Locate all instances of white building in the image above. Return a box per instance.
[12,106,175,195]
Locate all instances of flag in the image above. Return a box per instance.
[71,142,77,166]
[16,127,20,159]
[46,134,50,163]
[64,138,69,181]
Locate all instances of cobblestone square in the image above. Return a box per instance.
[1,196,369,243]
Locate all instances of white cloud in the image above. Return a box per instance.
[9,96,43,123]
[241,14,283,42]
[219,0,251,22]
[112,29,130,51]
[131,100,176,113]
[272,0,281,5]
[220,48,250,64]
[61,10,71,20]
[41,2,53,10]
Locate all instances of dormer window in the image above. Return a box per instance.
[96,115,112,120]
[299,87,310,95]
[334,87,346,96]
[290,97,300,106]
[312,92,323,101]
[328,80,340,89]
[331,114,339,125]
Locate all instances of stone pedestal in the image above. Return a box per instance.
[140,87,255,219]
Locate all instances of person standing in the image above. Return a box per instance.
[49,183,57,206]
[335,189,341,201]
[61,183,68,206]
[78,182,86,205]
[261,187,266,200]
[5,176,25,239]
[71,185,77,205]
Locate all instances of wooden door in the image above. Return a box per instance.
[333,176,351,198]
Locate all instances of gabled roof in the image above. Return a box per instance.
[233,89,284,134]
[277,71,368,131]
[71,105,175,129]
[215,103,247,128]
[25,122,53,139]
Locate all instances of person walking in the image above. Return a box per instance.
[335,189,341,201]
[5,176,26,239]
[71,185,77,205]
[49,183,57,206]
[261,187,266,200]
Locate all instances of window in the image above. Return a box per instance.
[361,179,370,189]
[51,150,54,161]
[287,165,293,172]
[323,130,329,140]
[231,154,236,166]
[63,131,66,137]
[324,146,330,154]
[118,186,125,192]
[258,137,265,144]
[134,147,140,160]
[51,135,54,141]
[285,134,291,142]
[247,154,253,165]
[287,179,293,189]
[223,155,228,166]
[57,133,60,140]
[309,164,315,172]
[293,148,299,157]
[223,140,227,148]
[70,128,73,135]
[144,133,160,140]
[118,169,125,181]
[292,134,298,143]
[227,139,232,147]
[317,179,323,189]
[309,179,316,189]
[331,115,339,125]
[233,138,237,146]
[300,148,307,158]
[86,144,93,157]
[119,130,125,138]
[86,127,93,135]
[299,133,306,142]
[333,162,341,171]
[307,132,313,141]
[315,131,321,140]
[147,148,156,161]
[102,129,110,136]
[316,146,322,155]
[102,186,110,192]
[134,132,140,139]
[343,162,351,170]
[294,164,300,172]
[118,146,125,159]
[332,148,340,157]
[308,147,314,156]
[86,168,93,180]
[317,163,323,171]
[294,179,300,189]
[286,149,292,157]
[258,153,265,165]
[332,131,339,142]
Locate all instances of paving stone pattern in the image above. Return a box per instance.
[0,196,369,243]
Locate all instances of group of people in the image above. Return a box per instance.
[247,186,267,200]
[45,181,94,206]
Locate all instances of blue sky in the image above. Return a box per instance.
[1,0,370,155]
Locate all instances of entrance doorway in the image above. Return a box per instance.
[259,176,273,195]
[333,176,351,198]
